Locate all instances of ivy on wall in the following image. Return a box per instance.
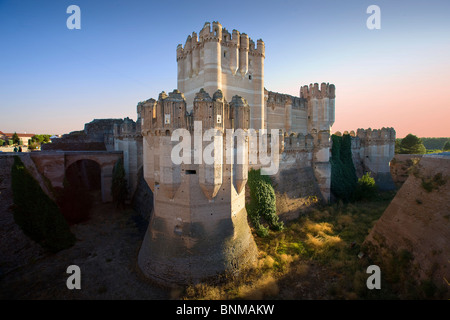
[11,156,75,252]
[330,134,358,202]
[247,169,284,237]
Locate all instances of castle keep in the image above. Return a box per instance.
[136,22,343,285]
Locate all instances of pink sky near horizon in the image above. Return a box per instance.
[1,1,449,139]
[1,76,448,139]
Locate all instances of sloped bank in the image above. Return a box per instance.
[364,154,450,298]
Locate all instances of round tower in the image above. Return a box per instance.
[137,89,258,286]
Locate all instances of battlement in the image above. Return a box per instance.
[177,21,265,61]
[356,127,396,142]
[282,132,314,152]
[177,21,265,129]
[266,90,307,110]
[140,88,252,137]
[300,83,336,99]
[114,117,137,138]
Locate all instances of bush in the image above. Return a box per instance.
[11,156,75,252]
[28,142,39,150]
[247,169,283,236]
[0,139,4,146]
[353,172,377,200]
[443,141,450,151]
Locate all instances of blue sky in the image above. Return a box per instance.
[1,0,449,137]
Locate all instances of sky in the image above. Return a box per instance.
[0,0,449,138]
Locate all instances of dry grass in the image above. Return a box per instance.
[180,193,395,300]
[238,274,280,300]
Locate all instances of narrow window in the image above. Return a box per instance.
[249,75,252,80]
[185,170,197,175]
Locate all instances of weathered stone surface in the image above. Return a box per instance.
[390,154,424,186]
[364,155,450,295]
[350,127,396,190]
[131,167,153,221]
[138,89,258,285]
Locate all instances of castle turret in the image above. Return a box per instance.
[229,95,250,194]
[355,127,396,190]
[239,33,249,76]
[229,29,240,75]
[138,88,257,286]
[302,82,336,201]
[194,89,224,200]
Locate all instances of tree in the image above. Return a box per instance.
[399,134,426,154]
[443,141,450,151]
[395,139,402,154]
[12,132,20,145]
[354,172,377,201]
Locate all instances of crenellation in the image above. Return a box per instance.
[177,22,265,130]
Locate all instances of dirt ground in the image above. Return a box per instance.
[0,201,170,300]
[0,199,335,300]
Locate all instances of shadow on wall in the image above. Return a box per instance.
[56,159,101,225]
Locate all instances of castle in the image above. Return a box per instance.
[44,21,396,286]
[135,22,395,285]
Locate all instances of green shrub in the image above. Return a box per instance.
[0,139,4,146]
[443,141,450,151]
[28,142,39,150]
[353,172,378,200]
[247,169,284,236]
[11,156,75,252]
[421,172,446,193]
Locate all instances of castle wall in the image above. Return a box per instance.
[355,127,396,190]
[265,90,309,135]
[113,118,142,197]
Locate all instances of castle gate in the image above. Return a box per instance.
[30,151,123,202]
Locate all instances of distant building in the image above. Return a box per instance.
[1,132,36,146]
